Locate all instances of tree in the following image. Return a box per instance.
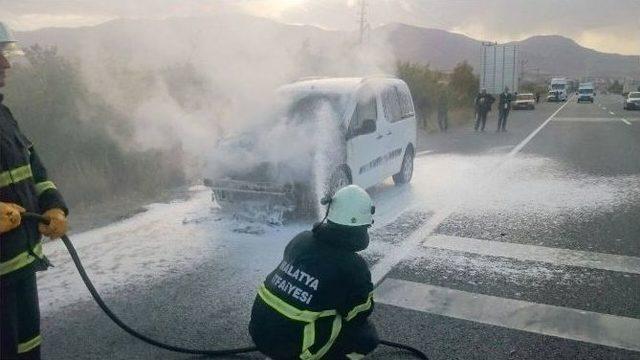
[520,81,547,97]
[448,61,479,107]
[608,80,623,94]
[3,45,184,207]
[396,61,441,128]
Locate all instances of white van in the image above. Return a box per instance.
[279,77,418,189]
[207,77,417,220]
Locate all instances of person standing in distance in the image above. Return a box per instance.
[497,86,512,132]
[437,92,449,132]
[474,88,494,132]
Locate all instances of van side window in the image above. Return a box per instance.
[396,86,415,119]
[382,87,402,123]
[348,91,377,137]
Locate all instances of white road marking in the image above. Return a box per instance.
[416,150,434,157]
[553,117,621,122]
[603,106,607,110]
[621,118,632,126]
[609,111,615,115]
[423,234,640,274]
[370,99,571,284]
[376,278,640,352]
[371,209,452,284]
[508,99,571,156]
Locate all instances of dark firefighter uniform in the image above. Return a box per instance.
[249,222,378,360]
[1,94,68,359]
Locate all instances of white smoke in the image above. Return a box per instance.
[67,14,395,185]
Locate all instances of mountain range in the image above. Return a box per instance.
[15,15,640,80]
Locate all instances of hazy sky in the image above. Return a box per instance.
[1,0,639,55]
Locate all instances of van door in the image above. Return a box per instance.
[380,85,408,178]
[346,86,387,188]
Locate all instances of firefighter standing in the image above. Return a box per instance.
[249,185,378,360]
[497,86,512,132]
[1,22,69,360]
[474,88,494,132]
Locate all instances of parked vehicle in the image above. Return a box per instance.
[624,92,640,110]
[512,93,536,110]
[205,77,417,222]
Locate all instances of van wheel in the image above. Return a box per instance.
[393,148,414,185]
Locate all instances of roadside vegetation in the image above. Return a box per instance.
[608,80,623,94]
[3,46,185,213]
[396,61,479,132]
[519,81,548,97]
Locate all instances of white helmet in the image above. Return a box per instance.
[326,185,374,226]
[0,22,23,57]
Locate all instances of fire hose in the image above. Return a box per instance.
[24,212,428,359]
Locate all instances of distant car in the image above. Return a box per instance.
[624,92,640,110]
[512,93,535,110]
[547,90,566,102]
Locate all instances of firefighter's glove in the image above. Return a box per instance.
[0,202,25,233]
[39,208,68,239]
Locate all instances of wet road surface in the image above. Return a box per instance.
[40,95,640,359]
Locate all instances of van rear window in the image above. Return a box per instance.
[382,87,402,123]
[396,86,415,119]
[383,86,415,123]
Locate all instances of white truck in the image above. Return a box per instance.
[547,77,568,102]
[205,77,417,222]
[577,82,595,103]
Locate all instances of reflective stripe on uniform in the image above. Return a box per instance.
[17,334,42,353]
[0,242,43,276]
[257,285,342,360]
[0,164,33,188]
[345,292,373,321]
[346,353,365,360]
[34,180,56,196]
[300,315,342,360]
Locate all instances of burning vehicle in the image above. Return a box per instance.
[205,77,417,223]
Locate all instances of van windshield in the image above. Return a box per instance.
[282,93,348,125]
[579,88,593,94]
[551,84,566,90]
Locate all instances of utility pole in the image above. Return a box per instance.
[519,58,528,83]
[358,0,369,45]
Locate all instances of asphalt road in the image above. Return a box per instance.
[40,94,639,359]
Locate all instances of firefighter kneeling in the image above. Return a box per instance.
[249,185,378,360]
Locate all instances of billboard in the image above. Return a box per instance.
[480,43,519,94]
